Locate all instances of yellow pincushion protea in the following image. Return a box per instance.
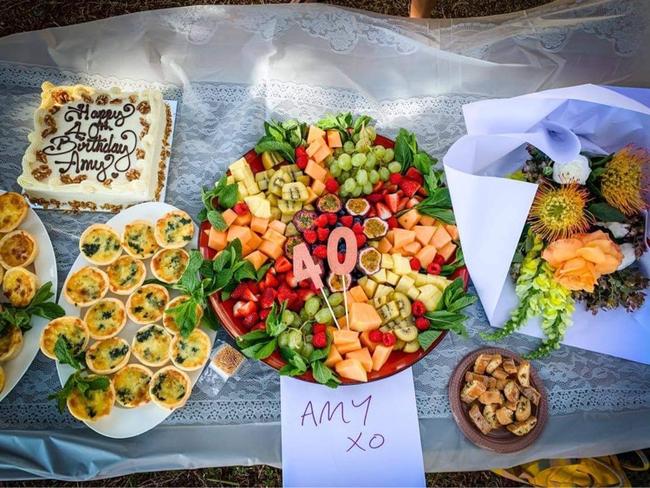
[529,184,592,241]
[600,146,649,215]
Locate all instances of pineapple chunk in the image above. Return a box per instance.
[395,275,415,294]
[428,275,453,292]
[244,194,271,219]
[406,287,421,301]
[228,157,250,180]
[410,273,429,286]
[418,285,443,311]
[359,276,378,298]
[237,181,249,198]
[392,254,412,275]
[370,268,387,283]
[381,254,394,269]
[385,271,399,286]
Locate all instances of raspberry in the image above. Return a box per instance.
[327,213,338,225]
[434,254,446,265]
[340,215,354,227]
[415,317,430,331]
[312,323,327,335]
[317,227,330,241]
[337,252,346,263]
[233,202,249,216]
[313,245,327,259]
[386,216,398,229]
[369,330,383,343]
[312,332,327,349]
[295,146,307,158]
[412,300,426,317]
[382,332,396,347]
[252,322,266,331]
[352,223,364,234]
[367,193,383,204]
[409,257,421,271]
[355,233,367,247]
[389,173,403,184]
[315,214,329,228]
[427,262,442,275]
[325,178,339,193]
[296,155,308,170]
[303,229,317,244]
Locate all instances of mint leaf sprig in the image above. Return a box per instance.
[198,175,240,230]
[0,282,64,336]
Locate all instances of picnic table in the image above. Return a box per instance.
[0,0,649,480]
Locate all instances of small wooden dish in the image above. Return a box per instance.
[448,347,548,453]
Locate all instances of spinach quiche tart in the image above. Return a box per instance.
[149,366,191,410]
[3,266,38,307]
[79,224,122,266]
[85,337,131,374]
[83,298,127,340]
[0,230,38,269]
[63,266,109,308]
[131,324,172,367]
[162,295,203,336]
[121,220,159,259]
[154,210,194,249]
[0,192,28,233]
[66,375,115,422]
[40,316,89,360]
[112,363,153,408]
[106,255,146,295]
[126,283,169,324]
[150,248,189,284]
[170,328,211,371]
[0,325,24,362]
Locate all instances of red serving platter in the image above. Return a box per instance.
[199,134,465,384]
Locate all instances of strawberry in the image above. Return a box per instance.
[277,285,293,303]
[252,322,266,331]
[415,317,430,331]
[355,233,367,247]
[386,216,398,229]
[451,266,470,289]
[260,288,277,309]
[412,300,426,317]
[389,173,403,184]
[340,215,354,227]
[315,214,329,228]
[405,167,424,184]
[233,202,249,216]
[399,179,421,198]
[367,193,383,204]
[297,288,315,302]
[317,227,330,241]
[296,155,308,170]
[247,281,260,294]
[231,283,248,300]
[274,256,292,274]
[382,332,396,347]
[427,262,442,275]
[259,308,271,321]
[239,286,259,303]
[366,207,377,218]
[313,245,327,259]
[383,193,399,214]
[406,197,421,209]
[325,178,339,193]
[285,271,299,288]
[295,146,307,158]
[299,279,312,289]
[372,181,384,193]
[409,257,421,271]
[376,202,392,220]
[233,300,257,318]
[352,223,363,234]
[397,197,409,212]
[243,312,260,329]
[327,213,338,225]
[369,330,383,343]
[303,229,317,244]
[263,272,279,289]
[312,332,327,349]
[312,323,327,335]
[287,294,302,311]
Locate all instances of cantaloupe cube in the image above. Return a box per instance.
[346,348,373,373]
[403,241,422,256]
[208,228,227,251]
[445,224,459,240]
[234,212,252,227]
[392,228,416,250]
[337,339,362,355]
[325,344,343,368]
[335,359,367,382]
[360,331,379,353]
[419,215,436,226]
[372,345,393,371]
[397,209,420,230]
[243,232,262,255]
[347,286,368,304]
[258,239,283,259]
[415,245,437,267]
[414,225,436,247]
[268,220,286,235]
[226,225,252,246]
[338,316,348,330]
[307,125,326,144]
[438,241,457,262]
[222,208,238,228]
[306,138,325,157]
[348,302,382,332]
[245,250,268,270]
[304,187,318,205]
[431,225,452,249]
[377,238,392,253]
[326,129,342,148]
[262,228,286,245]
[312,144,332,164]
[333,329,359,345]
[385,230,395,245]
[311,179,326,196]
[250,216,269,235]
[305,160,328,182]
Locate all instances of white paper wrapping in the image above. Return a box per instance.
[444,84,650,364]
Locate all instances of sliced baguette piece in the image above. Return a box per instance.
[507,416,537,436]
[469,403,493,435]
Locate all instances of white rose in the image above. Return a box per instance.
[552,154,591,185]
[617,243,636,271]
[596,221,630,239]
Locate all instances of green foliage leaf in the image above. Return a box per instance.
[588,202,627,223]
[417,329,442,350]
[265,300,288,337]
[311,360,341,388]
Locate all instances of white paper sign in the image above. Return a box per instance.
[281,369,425,487]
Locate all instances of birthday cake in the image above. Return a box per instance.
[18,82,172,212]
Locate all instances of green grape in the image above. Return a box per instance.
[379,167,390,181]
[324,154,335,165]
[333,305,345,318]
[351,186,362,197]
[338,153,352,170]
[277,330,291,348]
[355,140,370,154]
[343,178,356,193]
[329,163,341,178]
[329,292,344,307]
[363,181,373,194]
[383,148,395,163]
[304,296,321,317]
[299,307,309,321]
[300,342,314,358]
[343,141,355,154]
[364,152,377,169]
[356,169,368,185]
[315,308,333,324]
[286,329,304,350]
[339,188,349,198]
[388,161,402,173]
[369,169,380,184]
[333,148,343,157]
[373,145,386,159]
[351,153,366,167]
[281,310,295,326]
[352,133,360,143]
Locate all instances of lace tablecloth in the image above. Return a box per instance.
[0,0,649,480]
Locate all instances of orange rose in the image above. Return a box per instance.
[541,230,623,292]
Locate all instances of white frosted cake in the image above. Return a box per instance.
[18,82,172,212]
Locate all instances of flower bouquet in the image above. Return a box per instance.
[444,85,650,362]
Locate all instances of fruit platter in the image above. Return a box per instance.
[199,113,476,385]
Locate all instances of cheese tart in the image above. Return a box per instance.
[150,248,189,284]
[63,266,109,308]
[113,363,153,408]
[162,295,203,336]
[40,316,89,360]
[122,220,159,259]
[3,267,38,308]
[0,192,28,233]
[149,366,191,410]
[83,298,127,340]
[0,230,38,269]
[131,324,172,367]
[0,325,24,362]
[66,375,115,422]
[170,328,211,371]
[85,337,131,374]
[79,224,122,265]
[154,210,194,249]
[106,255,146,295]
[126,284,169,324]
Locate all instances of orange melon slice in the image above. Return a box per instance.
[326,129,342,148]
[250,216,269,235]
[268,220,286,235]
[222,208,238,228]
[346,348,373,373]
[392,228,416,250]
[371,345,393,371]
[397,209,420,230]
[414,225,436,246]
[335,359,368,382]
[332,329,359,345]
[431,225,452,249]
[245,250,268,270]
[337,339,362,355]
[438,241,457,262]
[348,302,382,332]
[415,245,437,267]
[324,344,343,368]
[307,125,326,144]
[208,228,227,251]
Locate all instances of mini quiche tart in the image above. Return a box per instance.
[122,220,159,259]
[126,284,169,324]
[113,364,153,408]
[79,224,122,265]
[0,230,38,269]
[3,267,38,308]
[154,210,194,249]
[66,376,115,422]
[0,192,28,233]
[40,316,89,360]
[170,328,211,371]
[83,298,127,340]
[162,295,203,336]
[0,325,24,362]
[106,255,146,295]
[85,337,131,374]
[63,266,109,308]
[149,366,191,410]
[151,248,190,284]
[131,324,172,367]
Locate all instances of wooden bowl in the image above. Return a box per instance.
[199,135,461,385]
[448,347,548,453]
